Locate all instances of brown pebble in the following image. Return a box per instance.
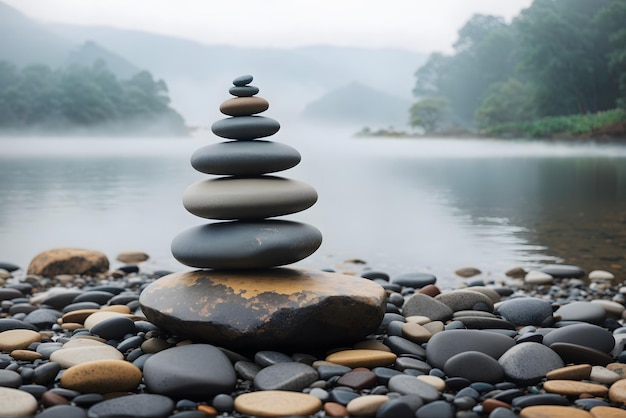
[520,405,593,417]
[336,370,377,390]
[101,305,131,314]
[41,390,70,407]
[482,398,512,414]
[10,349,42,361]
[61,323,84,331]
[419,284,440,297]
[141,338,170,354]
[61,309,98,325]
[401,322,432,343]
[325,349,397,368]
[60,359,142,394]
[546,364,592,380]
[234,390,322,417]
[353,340,392,352]
[609,379,626,404]
[543,380,608,397]
[590,405,626,417]
[197,404,218,415]
[324,402,349,417]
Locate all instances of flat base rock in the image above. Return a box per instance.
[139,268,386,350]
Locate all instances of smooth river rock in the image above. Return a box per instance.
[171,220,322,269]
[542,323,615,353]
[182,176,317,220]
[190,140,301,176]
[425,329,515,369]
[220,96,269,116]
[211,115,280,140]
[139,268,386,349]
[27,248,109,277]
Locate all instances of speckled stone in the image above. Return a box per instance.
[143,344,236,399]
[234,390,322,417]
[211,116,279,140]
[435,290,494,312]
[170,220,322,269]
[498,342,564,384]
[325,349,397,368]
[27,248,109,276]
[190,140,300,176]
[495,297,553,326]
[140,268,385,349]
[402,293,454,321]
[182,176,317,220]
[0,387,38,417]
[220,96,269,116]
[0,329,42,352]
[60,359,142,393]
[544,380,609,397]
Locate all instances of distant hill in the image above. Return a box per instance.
[302,82,412,129]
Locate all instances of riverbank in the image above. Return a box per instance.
[2,250,626,417]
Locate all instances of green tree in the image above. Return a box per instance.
[595,0,626,108]
[409,96,450,133]
[475,78,535,128]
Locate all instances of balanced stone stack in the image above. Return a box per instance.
[140,76,386,349]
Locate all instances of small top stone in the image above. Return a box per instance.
[233,75,253,86]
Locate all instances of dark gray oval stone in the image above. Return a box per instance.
[253,362,318,391]
[391,272,436,288]
[182,176,317,220]
[171,220,322,269]
[443,351,505,383]
[549,342,613,366]
[229,85,259,97]
[191,140,301,176]
[211,116,279,139]
[254,351,292,367]
[24,308,63,329]
[539,264,585,278]
[73,291,114,305]
[0,369,22,388]
[233,75,253,86]
[40,291,84,310]
[402,293,453,321]
[495,297,553,326]
[542,323,614,352]
[511,394,569,408]
[415,400,454,418]
[0,318,38,332]
[143,344,236,399]
[87,393,174,418]
[554,301,606,324]
[388,374,440,402]
[90,316,136,341]
[0,288,24,301]
[498,342,564,384]
[37,405,88,418]
[0,262,20,272]
[426,329,515,369]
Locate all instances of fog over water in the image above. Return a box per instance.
[2,129,626,284]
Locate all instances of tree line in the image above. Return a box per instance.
[0,60,187,136]
[409,0,626,138]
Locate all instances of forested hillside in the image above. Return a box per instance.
[410,0,626,139]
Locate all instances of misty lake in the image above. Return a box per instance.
[1,128,626,285]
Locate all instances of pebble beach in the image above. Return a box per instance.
[2,251,626,418]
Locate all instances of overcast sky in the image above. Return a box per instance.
[5,0,533,53]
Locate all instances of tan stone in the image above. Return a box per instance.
[101,305,132,314]
[324,402,349,417]
[62,309,99,325]
[404,315,431,325]
[220,96,269,117]
[609,379,626,404]
[546,364,592,380]
[50,344,124,368]
[401,322,433,343]
[60,359,142,394]
[607,363,626,379]
[0,330,42,352]
[234,390,322,417]
[27,248,109,276]
[422,321,445,334]
[455,267,482,278]
[116,250,149,264]
[346,395,389,417]
[417,375,446,391]
[590,405,626,417]
[0,387,38,417]
[543,380,608,396]
[325,349,397,368]
[83,311,134,331]
[520,405,593,417]
[10,349,42,361]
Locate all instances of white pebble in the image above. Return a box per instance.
[524,270,553,285]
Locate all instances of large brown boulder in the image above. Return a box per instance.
[27,248,109,277]
[139,267,386,350]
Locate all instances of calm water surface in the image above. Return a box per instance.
[1,129,625,284]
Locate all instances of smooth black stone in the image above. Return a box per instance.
[48,388,80,399]
[169,412,210,418]
[24,308,62,329]
[253,362,318,391]
[254,350,292,367]
[108,294,139,305]
[574,398,610,410]
[9,303,37,315]
[516,332,543,344]
[171,220,322,269]
[426,329,515,369]
[0,261,20,271]
[415,400,454,418]
[391,272,437,288]
[375,398,417,418]
[372,367,403,385]
[555,301,606,324]
[458,317,515,330]
[445,377,471,391]
[62,302,101,313]
[72,291,114,305]
[73,393,104,408]
[4,283,32,294]
[454,396,477,410]
[0,318,38,332]
[456,387,480,400]
[0,369,21,387]
[34,362,61,385]
[470,382,495,393]
[91,316,136,341]
[395,357,431,374]
[235,361,261,380]
[36,405,88,418]
[233,75,253,86]
[549,342,613,366]
[87,394,174,418]
[40,291,84,310]
[143,344,236,399]
[212,394,234,413]
[125,348,144,362]
[495,297,553,326]
[191,140,301,176]
[361,271,390,281]
[211,115,279,140]
[540,264,585,278]
[386,303,402,314]
[512,394,569,408]
[318,364,352,380]
[488,408,518,418]
[444,351,505,383]
[384,336,426,358]
[118,265,140,274]
[543,323,614,352]
[493,388,525,403]
[134,321,160,334]
[328,388,360,405]
[229,85,259,97]
[0,288,25,301]
[132,353,153,370]
[19,384,47,399]
[387,320,404,336]
[117,335,144,353]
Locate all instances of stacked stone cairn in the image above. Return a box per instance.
[140,75,386,350]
